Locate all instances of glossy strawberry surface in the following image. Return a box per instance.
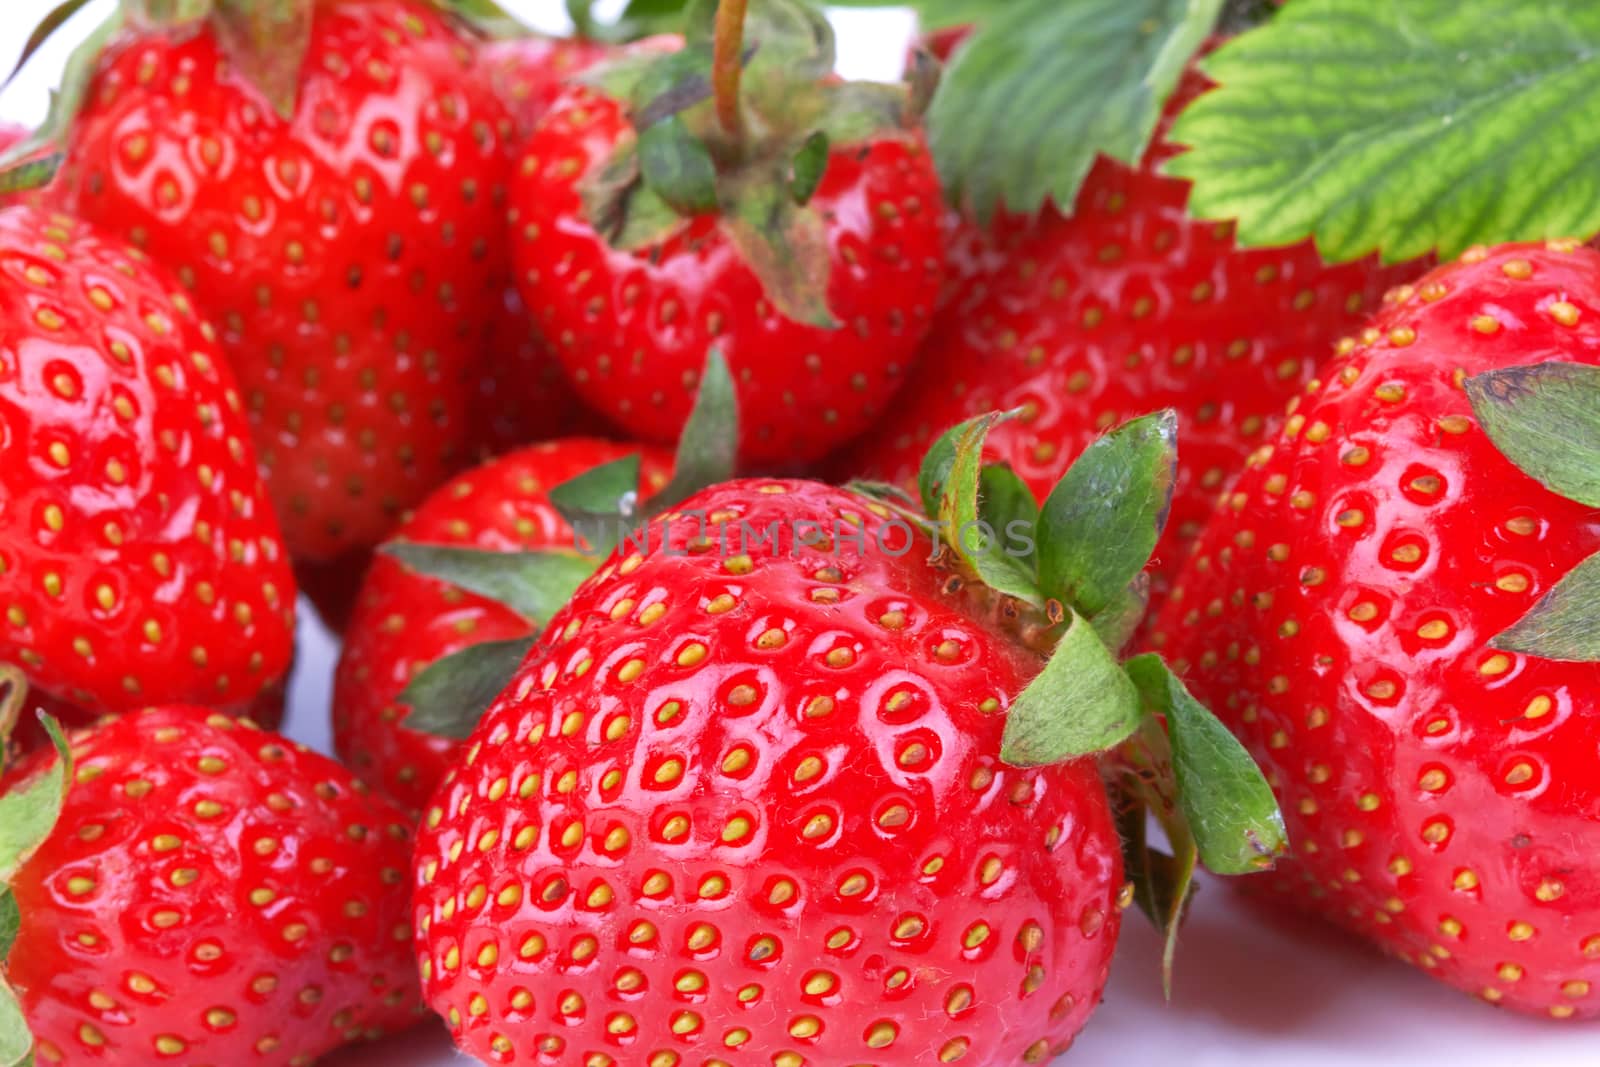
[848,69,1418,597]
[335,438,672,812]
[414,479,1122,1065]
[6,705,423,1065]
[510,85,944,466]
[60,0,516,561]
[1147,242,1600,1019]
[0,204,295,716]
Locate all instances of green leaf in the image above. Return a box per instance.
[1000,612,1142,765]
[0,891,17,961]
[1,972,31,1067]
[0,715,70,885]
[380,543,596,624]
[978,463,1039,570]
[580,141,692,251]
[2,0,94,90]
[937,411,1044,606]
[638,115,720,215]
[1125,655,1287,875]
[737,0,836,87]
[1037,410,1177,618]
[917,419,963,517]
[646,348,740,514]
[400,636,539,740]
[212,0,315,120]
[1168,0,1600,264]
[549,454,645,556]
[719,170,838,328]
[1465,362,1600,508]
[1089,573,1150,654]
[929,0,1221,218]
[788,130,829,204]
[1490,549,1600,662]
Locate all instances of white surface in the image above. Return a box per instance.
[2,0,1594,1062]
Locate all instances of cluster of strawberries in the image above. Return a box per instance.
[2,2,1598,1066]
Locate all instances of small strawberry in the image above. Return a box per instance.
[334,437,673,811]
[847,55,1419,602]
[0,203,295,719]
[509,2,944,466]
[1147,241,1600,1018]
[412,406,1285,1062]
[0,702,422,1065]
[38,0,517,562]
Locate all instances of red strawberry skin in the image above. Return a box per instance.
[0,205,295,715]
[1147,242,1600,1019]
[6,705,423,1065]
[59,0,516,561]
[510,83,945,466]
[847,68,1419,594]
[413,480,1122,1064]
[334,438,672,811]
[484,36,614,139]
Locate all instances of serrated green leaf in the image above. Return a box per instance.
[929,0,1221,218]
[646,348,739,515]
[639,115,720,215]
[400,636,540,740]
[380,543,595,624]
[0,715,70,885]
[1000,613,1141,765]
[1168,0,1600,264]
[1465,362,1600,508]
[937,411,1043,606]
[1038,410,1177,618]
[1125,655,1287,875]
[1490,549,1600,663]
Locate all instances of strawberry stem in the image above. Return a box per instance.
[712,0,748,138]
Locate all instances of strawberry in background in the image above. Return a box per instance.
[510,0,944,467]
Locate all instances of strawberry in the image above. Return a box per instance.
[846,62,1419,601]
[509,3,943,467]
[1146,241,1600,1018]
[0,702,422,1065]
[0,203,295,719]
[335,438,673,811]
[411,408,1285,1062]
[46,0,516,562]
[485,35,616,139]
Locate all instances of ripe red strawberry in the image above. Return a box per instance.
[1,704,423,1064]
[1147,241,1600,1018]
[410,406,1286,1064]
[509,7,944,466]
[485,35,615,138]
[53,0,516,562]
[847,64,1419,597]
[335,438,672,811]
[0,204,295,718]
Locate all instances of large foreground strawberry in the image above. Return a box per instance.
[41,0,516,562]
[510,3,943,466]
[1148,241,1600,1018]
[413,405,1286,1062]
[847,60,1419,597]
[0,703,422,1065]
[335,437,673,811]
[0,203,295,718]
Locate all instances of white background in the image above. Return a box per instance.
[1,1,1592,1062]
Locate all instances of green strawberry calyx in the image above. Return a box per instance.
[896,408,1287,993]
[1466,361,1600,661]
[0,665,73,1067]
[576,0,926,327]
[385,350,738,740]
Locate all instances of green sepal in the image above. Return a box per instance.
[846,479,924,513]
[0,891,16,961]
[0,8,124,172]
[549,454,646,557]
[999,611,1142,765]
[1090,573,1150,654]
[644,348,739,515]
[380,543,596,624]
[639,115,720,215]
[0,887,22,1067]
[936,411,1044,606]
[0,715,71,885]
[581,141,692,251]
[719,169,838,328]
[1125,654,1288,875]
[1465,363,1600,508]
[1037,410,1177,618]
[721,0,835,90]
[978,463,1039,571]
[399,636,539,740]
[0,156,59,197]
[1,0,95,91]
[928,0,1222,220]
[788,130,829,205]
[581,41,717,115]
[212,0,315,120]
[1489,550,1600,663]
